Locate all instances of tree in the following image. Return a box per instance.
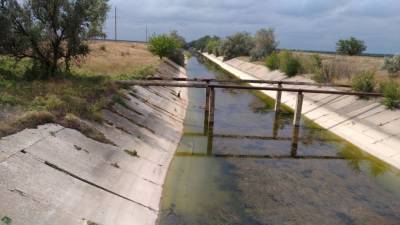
[220,32,254,61]
[0,0,110,79]
[169,30,186,49]
[148,34,180,59]
[205,39,221,55]
[187,35,221,52]
[250,28,278,61]
[336,37,367,56]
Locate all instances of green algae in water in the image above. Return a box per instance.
[159,56,400,225]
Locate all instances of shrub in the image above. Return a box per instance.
[300,54,325,82]
[265,52,279,70]
[336,37,367,56]
[206,39,221,55]
[250,28,278,61]
[168,49,185,67]
[351,71,375,95]
[220,32,254,61]
[380,82,400,110]
[383,55,400,77]
[278,51,300,77]
[169,30,186,49]
[99,45,106,51]
[148,33,185,66]
[148,34,180,59]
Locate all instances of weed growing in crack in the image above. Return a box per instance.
[124,149,138,157]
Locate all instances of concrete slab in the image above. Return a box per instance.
[0,59,189,224]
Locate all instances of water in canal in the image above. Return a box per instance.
[158,56,400,225]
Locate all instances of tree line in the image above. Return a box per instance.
[188,29,373,60]
[187,29,400,110]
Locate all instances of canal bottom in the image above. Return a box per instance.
[158,56,400,225]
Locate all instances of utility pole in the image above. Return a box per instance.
[145,25,148,42]
[114,6,117,41]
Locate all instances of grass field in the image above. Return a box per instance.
[0,41,159,139]
[74,41,160,76]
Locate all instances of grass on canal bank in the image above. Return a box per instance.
[0,41,160,139]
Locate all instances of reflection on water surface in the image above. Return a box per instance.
[159,56,400,225]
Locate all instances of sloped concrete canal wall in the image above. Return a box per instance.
[202,53,400,170]
[0,60,188,225]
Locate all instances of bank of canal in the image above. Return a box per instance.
[158,56,400,225]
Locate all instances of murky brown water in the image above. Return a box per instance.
[158,56,400,225]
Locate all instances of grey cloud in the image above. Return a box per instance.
[104,0,400,54]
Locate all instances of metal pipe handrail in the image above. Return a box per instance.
[116,80,382,97]
[144,77,352,88]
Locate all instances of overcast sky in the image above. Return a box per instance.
[103,0,400,54]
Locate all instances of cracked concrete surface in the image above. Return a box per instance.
[0,59,188,225]
[203,53,400,170]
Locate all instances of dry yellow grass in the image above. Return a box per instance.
[293,52,394,84]
[74,40,161,76]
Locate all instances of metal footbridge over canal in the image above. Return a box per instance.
[118,77,382,160]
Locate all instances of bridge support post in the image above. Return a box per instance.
[207,87,215,155]
[274,83,282,113]
[204,85,211,134]
[293,91,303,127]
[291,126,300,157]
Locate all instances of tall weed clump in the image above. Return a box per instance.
[278,51,300,77]
[265,52,279,70]
[351,71,375,97]
[380,81,400,110]
[383,55,400,77]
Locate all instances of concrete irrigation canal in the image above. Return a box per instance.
[158,56,400,225]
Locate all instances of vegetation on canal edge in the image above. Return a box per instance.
[302,119,392,177]
[201,53,398,176]
[190,29,400,109]
[0,42,159,139]
[124,149,139,157]
[148,30,186,66]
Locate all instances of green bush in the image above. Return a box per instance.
[303,54,326,83]
[351,71,375,95]
[205,39,221,55]
[265,52,279,70]
[168,49,185,67]
[148,34,180,59]
[278,51,300,77]
[380,82,400,110]
[148,34,185,66]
